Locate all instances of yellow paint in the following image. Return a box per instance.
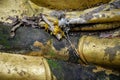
[53,21,65,38]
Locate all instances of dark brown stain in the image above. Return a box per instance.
[104,45,120,62]
[13,67,18,71]
[8,69,11,74]
[93,45,96,47]
[17,70,26,76]
[40,62,43,65]
[23,57,27,60]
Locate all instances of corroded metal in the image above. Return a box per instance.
[78,36,120,68]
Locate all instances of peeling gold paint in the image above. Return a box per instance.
[0,52,56,80]
[93,66,119,75]
[27,40,69,60]
[78,36,120,68]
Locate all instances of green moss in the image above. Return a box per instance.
[0,25,11,49]
[48,50,56,57]
[47,59,64,80]
[47,59,60,68]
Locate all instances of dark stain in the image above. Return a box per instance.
[68,47,80,63]
[102,14,106,17]
[40,62,43,65]
[104,45,120,62]
[23,57,27,60]
[110,0,120,9]
[93,45,96,47]
[13,67,18,71]
[95,71,108,80]
[80,4,106,20]
[109,74,120,80]
[47,59,99,80]
[17,70,26,76]
[8,69,11,74]
[84,65,97,72]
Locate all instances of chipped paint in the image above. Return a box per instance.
[78,36,120,68]
[0,52,54,80]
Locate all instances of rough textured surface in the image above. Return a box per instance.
[0,23,79,56]
[30,0,110,10]
[0,0,35,22]
[0,22,81,63]
[0,52,53,80]
[47,59,120,80]
[78,35,120,69]
[0,1,120,79]
[104,45,120,62]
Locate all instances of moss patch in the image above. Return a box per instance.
[0,24,11,49]
[47,59,64,80]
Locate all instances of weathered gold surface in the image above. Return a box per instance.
[88,9,120,23]
[0,52,119,80]
[78,36,120,68]
[30,0,110,10]
[0,0,120,79]
[0,52,56,80]
[0,0,35,22]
